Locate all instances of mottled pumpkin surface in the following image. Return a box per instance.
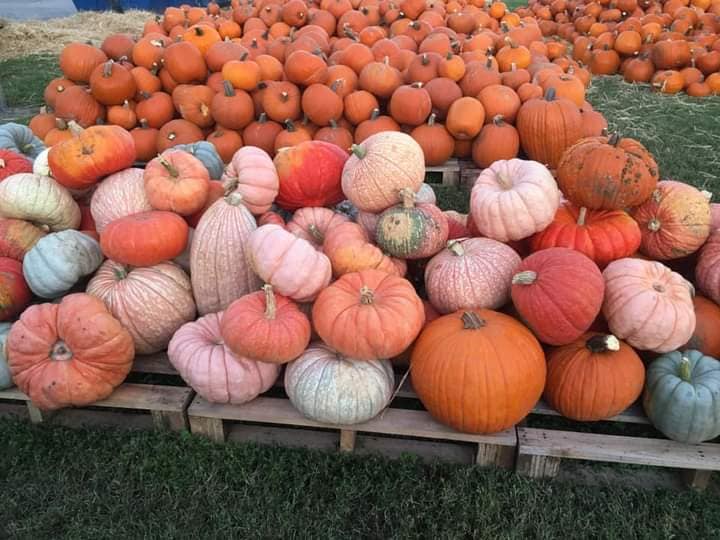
[376,197,449,259]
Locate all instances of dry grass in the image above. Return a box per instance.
[0,10,154,60]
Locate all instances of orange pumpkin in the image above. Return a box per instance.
[684,296,720,358]
[89,60,137,106]
[323,222,405,277]
[144,151,211,216]
[471,115,520,168]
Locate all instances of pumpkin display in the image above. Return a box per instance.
[324,221,405,277]
[285,207,349,247]
[644,350,720,444]
[144,150,211,215]
[545,333,645,421]
[602,258,695,353]
[174,141,224,179]
[221,285,311,364]
[0,149,32,182]
[87,260,196,354]
[425,238,521,314]
[557,134,659,210]
[0,219,46,262]
[248,224,332,302]
[631,181,711,260]
[696,230,720,305]
[0,123,46,160]
[530,203,642,268]
[284,342,395,425]
[59,42,107,83]
[0,323,11,389]
[89,60,137,106]
[90,168,152,233]
[191,194,260,315]
[220,146,279,215]
[0,173,80,232]
[168,312,280,405]
[312,269,424,360]
[7,293,134,410]
[0,258,31,321]
[469,158,560,242]
[100,211,189,268]
[411,309,546,434]
[471,115,520,169]
[511,248,605,345]
[684,296,720,358]
[410,114,455,166]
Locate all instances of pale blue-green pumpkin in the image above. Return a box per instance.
[0,123,46,160]
[173,141,224,179]
[0,322,12,390]
[643,349,720,444]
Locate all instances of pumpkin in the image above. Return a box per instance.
[341,132,425,213]
[0,149,32,182]
[388,82,432,126]
[206,128,244,164]
[644,350,720,444]
[651,39,691,70]
[7,293,134,410]
[285,342,394,425]
[684,296,720,358]
[23,230,103,299]
[344,90,379,125]
[0,219,46,261]
[530,204,642,268]
[410,114,454,166]
[89,60,137,106]
[411,309,546,434]
[168,312,280,405]
[174,141,224,180]
[445,97,485,140]
[130,123,159,162]
[471,115,520,168]
[87,260,196,355]
[172,84,215,128]
[0,323,11,389]
[469,158,560,242]
[191,194,260,315]
[286,207,349,247]
[157,120,205,153]
[324,221,405,277]
[0,258,31,321]
[353,109,401,142]
[211,81,254,130]
[273,141,347,210]
[144,151,211,216]
[375,189,449,259]
[32,148,51,177]
[163,41,208,83]
[262,81,302,123]
[248,224,332,302]
[545,333,645,421]
[136,91,174,129]
[515,88,583,169]
[312,269,424,360]
[90,168,152,233]
[302,82,344,126]
[0,173,80,232]
[220,146,279,215]
[48,124,136,190]
[425,238,521,314]
[221,284,311,364]
[101,211,189,268]
[696,230,720,305]
[59,43,108,83]
[557,134,659,210]
[478,84,522,123]
[603,258,695,353]
[632,181,711,260]
[511,248,605,345]
[0,123,46,160]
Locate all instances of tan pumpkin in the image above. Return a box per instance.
[0,173,80,232]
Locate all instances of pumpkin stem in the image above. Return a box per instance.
[399,188,416,209]
[461,311,486,329]
[329,118,338,129]
[544,87,556,101]
[512,270,537,285]
[492,114,505,126]
[0,159,4,168]
[427,113,436,126]
[279,91,289,102]
[225,191,244,206]
[447,240,464,256]
[308,223,324,243]
[360,286,374,305]
[67,120,84,136]
[652,283,665,293]
[102,60,114,78]
[585,334,620,353]
[577,207,588,226]
[263,284,277,320]
[158,154,179,178]
[258,112,267,123]
[495,172,513,190]
[608,132,620,146]
[50,340,73,362]
[194,26,204,36]
[647,218,661,232]
[350,143,367,159]
[284,120,296,132]
[421,53,429,66]
[678,356,692,382]
[223,80,236,97]
[369,108,381,121]
[701,190,712,201]
[112,264,129,280]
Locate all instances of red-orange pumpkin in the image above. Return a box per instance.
[0,257,31,321]
[684,296,720,358]
[144,150,211,216]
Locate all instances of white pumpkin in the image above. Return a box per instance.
[470,158,561,242]
[0,323,12,390]
[33,148,52,177]
[23,230,104,298]
[0,173,80,231]
[285,342,395,425]
[90,168,153,233]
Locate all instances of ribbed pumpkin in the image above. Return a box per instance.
[557,134,659,210]
[23,230,103,299]
[7,294,134,410]
[545,333,645,421]
[644,350,720,444]
[190,193,260,315]
[313,269,424,360]
[87,260,196,354]
[511,248,605,346]
[603,258,695,353]
[285,342,395,425]
[324,222,405,278]
[696,230,720,305]
[168,312,280,405]
[684,296,720,358]
[144,150,211,216]
[469,158,560,242]
[220,285,311,364]
[0,219,46,261]
[248,224,332,302]
[0,123,46,160]
[375,189,449,260]
[530,204,641,268]
[285,207,349,248]
[411,309,546,434]
[0,322,11,389]
[174,141,224,180]
[425,238,521,314]
[220,146,279,215]
[0,258,31,321]
[0,173,80,232]
[90,168,152,233]
[632,181,711,260]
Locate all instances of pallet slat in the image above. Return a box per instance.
[133,353,179,375]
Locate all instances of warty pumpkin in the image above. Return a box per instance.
[220,146,279,215]
[0,173,80,232]
[684,296,720,358]
[0,257,31,321]
[144,150,211,216]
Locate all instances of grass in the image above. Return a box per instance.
[0,54,59,112]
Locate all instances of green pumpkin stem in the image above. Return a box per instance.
[544,87,556,101]
[360,286,374,305]
[447,240,464,256]
[112,265,129,280]
[461,311,486,329]
[511,270,537,285]
[679,356,692,382]
[350,143,367,159]
[577,207,588,226]
[158,155,179,178]
[585,334,620,353]
[427,113,437,126]
[263,284,276,320]
[223,80,236,97]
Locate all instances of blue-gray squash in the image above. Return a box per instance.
[0,322,12,390]
[23,230,104,298]
[173,141,224,179]
[0,123,46,160]
[644,349,720,444]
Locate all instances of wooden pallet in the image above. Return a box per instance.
[425,158,463,186]
[460,165,481,188]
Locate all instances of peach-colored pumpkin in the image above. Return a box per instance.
[248,224,332,302]
[90,168,152,233]
[602,258,695,353]
[696,230,720,305]
[285,207,349,248]
[424,238,522,314]
[470,158,560,242]
[324,221,405,277]
[168,312,280,404]
[220,146,279,215]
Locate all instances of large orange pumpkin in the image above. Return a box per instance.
[684,296,720,358]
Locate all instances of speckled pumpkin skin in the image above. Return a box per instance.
[286,207,349,248]
[90,168,153,233]
[0,173,80,232]
[0,219,46,262]
[376,201,449,259]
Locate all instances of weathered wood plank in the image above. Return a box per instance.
[340,430,356,452]
[516,455,562,478]
[133,353,178,375]
[530,399,650,424]
[681,469,713,490]
[426,158,461,186]
[92,384,192,412]
[189,416,226,443]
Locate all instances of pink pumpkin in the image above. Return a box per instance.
[603,257,695,353]
[248,224,332,302]
[90,168,153,233]
[286,207,349,248]
[470,158,560,242]
[168,312,280,404]
[696,230,720,305]
[424,238,521,314]
[711,203,720,230]
[220,146,279,215]
[356,211,380,243]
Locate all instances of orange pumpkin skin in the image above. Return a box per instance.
[48,125,136,190]
[221,285,311,364]
[0,219,46,262]
[684,296,720,358]
[0,257,32,321]
[144,150,211,216]
[544,333,645,421]
[411,309,546,434]
[100,211,189,267]
[312,269,424,360]
[324,222,405,277]
[7,293,134,410]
